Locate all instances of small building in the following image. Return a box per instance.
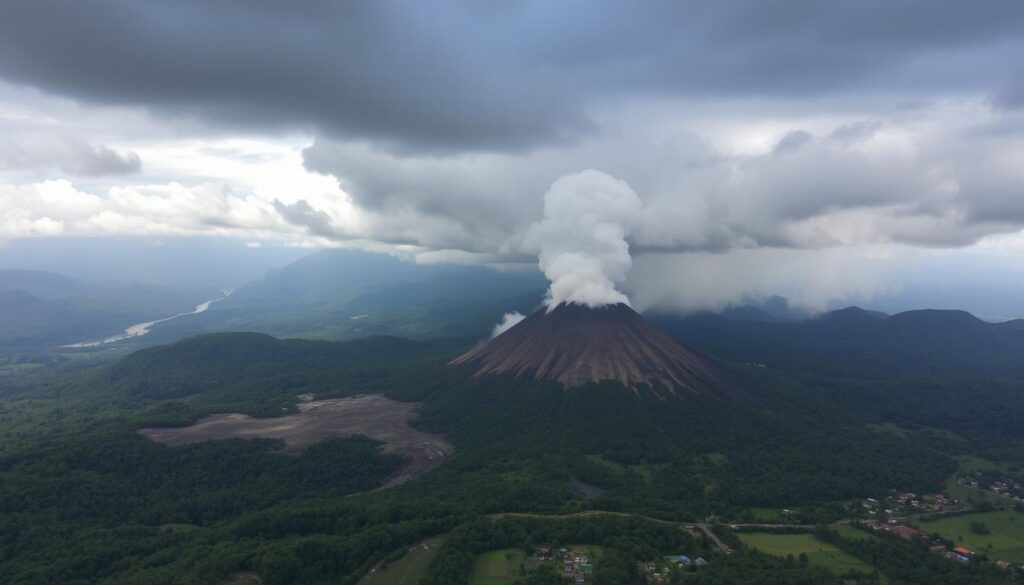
[664,554,691,566]
[694,557,708,567]
[946,551,970,563]
[887,525,925,540]
[953,546,973,556]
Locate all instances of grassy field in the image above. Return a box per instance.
[944,474,1007,504]
[955,455,1020,475]
[830,523,878,541]
[468,549,526,585]
[749,507,783,521]
[361,537,443,585]
[918,510,1024,563]
[565,544,603,554]
[739,533,880,579]
[467,545,603,585]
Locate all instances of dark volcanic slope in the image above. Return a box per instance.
[450,303,753,400]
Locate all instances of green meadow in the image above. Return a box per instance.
[919,510,1024,563]
[468,549,527,585]
[362,537,443,585]
[739,532,881,579]
[468,545,603,585]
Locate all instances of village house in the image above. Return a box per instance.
[885,524,926,540]
[946,551,971,563]
[665,554,691,566]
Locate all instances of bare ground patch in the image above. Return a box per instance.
[138,394,453,489]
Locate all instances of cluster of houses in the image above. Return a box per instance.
[941,545,1023,575]
[860,519,1024,573]
[534,547,593,584]
[861,519,927,541]
[940,544,1024,573]
[637,554,709,584]
[960,473,1024,501]
[988,480,1023,500]
[858,492,961,518]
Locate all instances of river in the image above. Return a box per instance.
[63,288,234,348]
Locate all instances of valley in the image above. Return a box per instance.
[5,7,1024,584]
[4,251,1024,585]
[64,287,235,348]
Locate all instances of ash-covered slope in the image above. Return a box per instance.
[450,303,755,400]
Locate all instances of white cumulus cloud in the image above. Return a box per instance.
[491,311,526,338]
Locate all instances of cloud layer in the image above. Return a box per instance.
[2,1,1023,153]
[2,3,1024,312]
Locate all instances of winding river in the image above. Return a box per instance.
[63,288,234,348]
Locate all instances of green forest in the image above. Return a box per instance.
[1,329,1023,584]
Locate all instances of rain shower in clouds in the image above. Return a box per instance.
[1,1,1024,314]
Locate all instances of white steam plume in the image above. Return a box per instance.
[523,170,642,310]
[491,311,526,338]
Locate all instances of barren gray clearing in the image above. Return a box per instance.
[139,394,453,489]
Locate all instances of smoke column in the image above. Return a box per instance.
[491,311,525,338]
[524,170,642,310]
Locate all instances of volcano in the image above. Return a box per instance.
[450,303,755,400]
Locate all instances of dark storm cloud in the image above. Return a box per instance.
[1,1,1022,153]
[0,1,589,153]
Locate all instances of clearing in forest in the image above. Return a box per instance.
[139,394,453,489]
[361,536,444,585]
[738,533,881,579]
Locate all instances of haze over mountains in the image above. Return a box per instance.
[7,245,1024,368]
[5,3,1024,583]
[0,268,216,349]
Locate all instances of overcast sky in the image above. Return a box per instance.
[2,1,1024,315]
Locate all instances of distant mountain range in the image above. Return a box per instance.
[174,249,548,342]
[652,305,1024,379]
[11,244,1024,380]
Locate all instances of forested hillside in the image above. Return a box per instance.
[1,312,1023,584]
